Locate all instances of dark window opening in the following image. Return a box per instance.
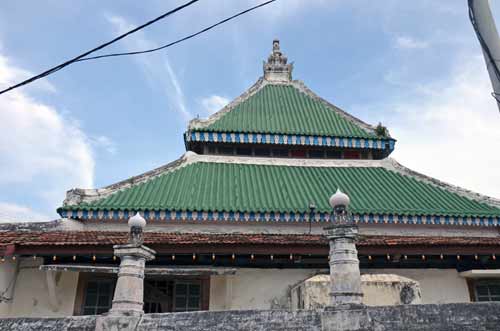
[207,146,217,154]
[254,148,271,157]
[343,151,360,159]
[174,281,202,312]
[236,148,252,156]
[309,150,325,159]
[82,280,114,315]
[290,150,306,158]
[474,281,500,302]
[272,149,289,157]
[218,147,234,155]
[144,279,202,313]
[326,150,342,159]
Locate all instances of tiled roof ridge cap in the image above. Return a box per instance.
[288,80,382,137]
[62,152,198,207]
[190,154,386,168]
[385,158,500,209]
[187,78,267,130]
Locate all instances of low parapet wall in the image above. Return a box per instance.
[1,302,499,331]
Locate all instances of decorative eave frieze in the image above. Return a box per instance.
[185,130,395,151]
[60,208,500,228]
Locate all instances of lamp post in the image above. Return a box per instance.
[109,212,155,316]
[324,189,363,306]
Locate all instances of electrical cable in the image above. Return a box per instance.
[0,0,200,96]
[75,0,277,62]
[468,0,500,111]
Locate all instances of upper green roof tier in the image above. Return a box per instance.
[193,84,377,139]
[59,153,500,225]
[186,40,394,152]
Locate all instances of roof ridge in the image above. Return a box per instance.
[385,158,500,209]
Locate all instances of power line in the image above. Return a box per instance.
[0,0,200,96]
[76,0,277,62]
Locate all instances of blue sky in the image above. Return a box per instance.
[0,0,499,221]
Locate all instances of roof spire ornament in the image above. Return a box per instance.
[263,39,293,82]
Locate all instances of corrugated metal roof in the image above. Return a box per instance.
[198,84,377,139]
[61,161,500,218]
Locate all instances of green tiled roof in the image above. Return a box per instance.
[62,162,500,218]
[197,84,378,139]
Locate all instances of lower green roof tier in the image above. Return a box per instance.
[59,155,500,222]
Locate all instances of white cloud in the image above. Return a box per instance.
[0,202,50,223]
[90,135,117,154]
[0,54,95,218]
[106,14,191,121]
[200,95,230,115]
[395,36,429,49]
[389,55,500,198]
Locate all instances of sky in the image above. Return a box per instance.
[0,0,499,222]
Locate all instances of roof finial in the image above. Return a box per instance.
[263,39,293,82]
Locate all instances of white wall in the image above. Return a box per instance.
[210,268,322,310]
[211,268,470,310]
[361,268,470,304]
[0,259,18,316]
[7,258,79,317]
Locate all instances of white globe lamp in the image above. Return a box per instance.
[329,189,350,209]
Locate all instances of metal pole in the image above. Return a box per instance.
[469,0,500,112]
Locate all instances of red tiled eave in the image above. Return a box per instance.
[0,231,499,249]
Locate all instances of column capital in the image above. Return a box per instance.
[324,223,359,240]
[113,244,156,261]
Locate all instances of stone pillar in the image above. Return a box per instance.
[108,212,155,316]
[324,189,363,306]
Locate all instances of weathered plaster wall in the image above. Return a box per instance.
[0,259,18,316]
[362,268,470,304]
[210,268,321,310]
[8,258,79,317]
[1,303,500,331]
[210,268,467,310]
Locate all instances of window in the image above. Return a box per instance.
[207,146,217,155]
[273,149,290,157]
[309,150,324,159]
[218,146,234,155]
[144,279,173,313]
[236,147,252,156]
[254,148,271,156]
[474,281,500,302]
[78,275,207,315]
[343,151,360,159]
[82,280,114,315]
[290,150,305,158]
[326,150,342,159]
[174,281,202,312]
[143,279,203,313]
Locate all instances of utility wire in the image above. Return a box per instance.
[76,0,277,62]
[0,0,200,96]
